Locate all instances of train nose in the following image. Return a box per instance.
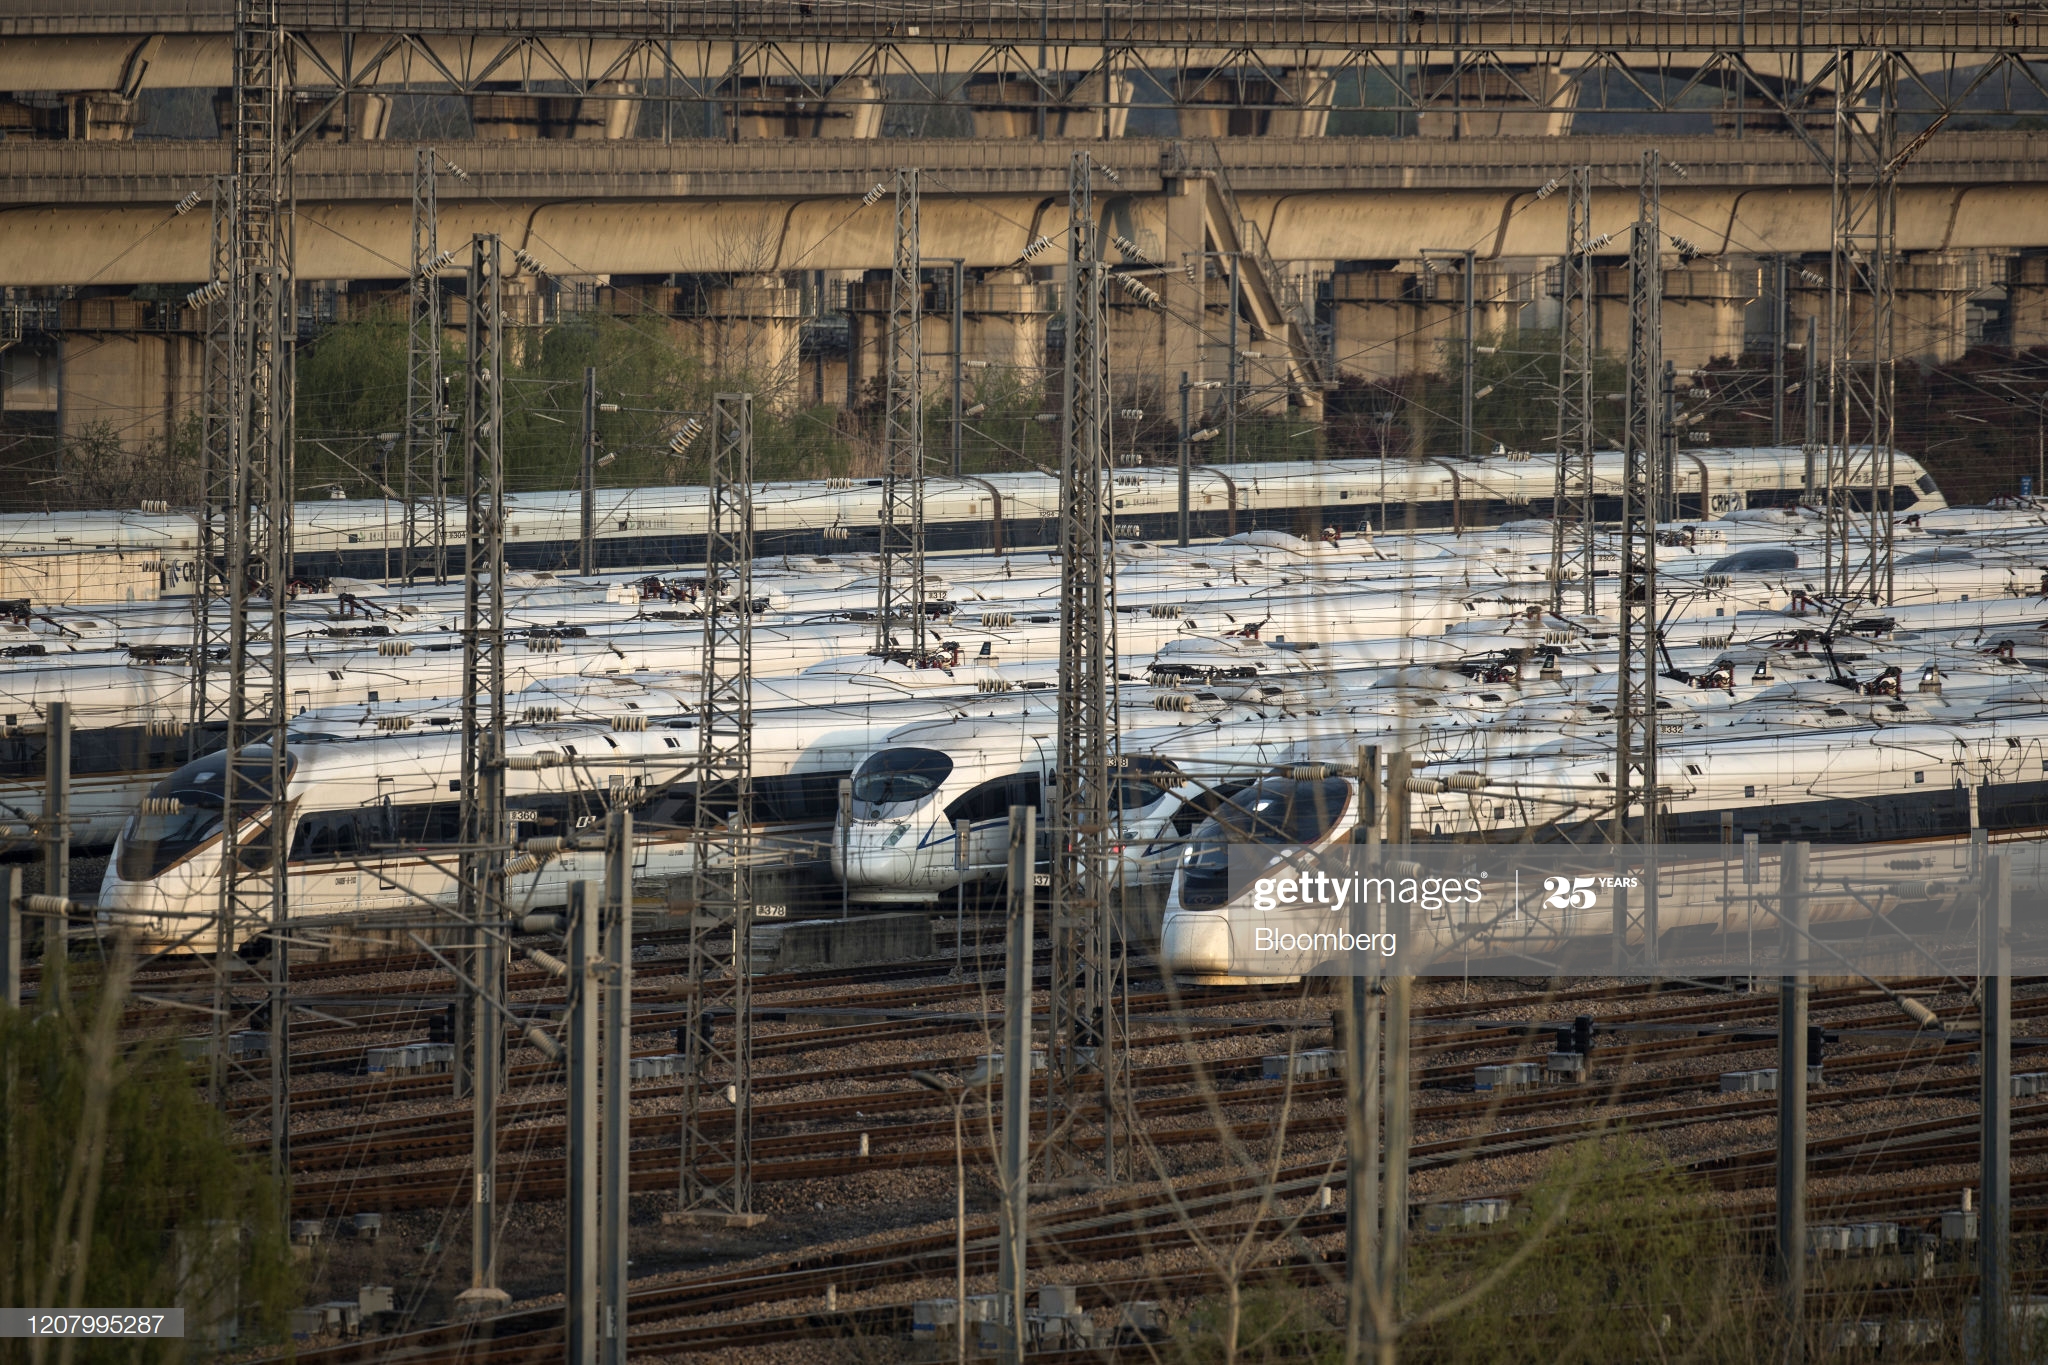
[835,818,935,896]
[94,867,190,950]
[1159,910,1236,981]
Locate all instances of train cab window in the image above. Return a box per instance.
[851,747,954,812]
[943,772,1042,825]
[115,750,299,881]
[1113,775,1172,812]
[1176,777,1349,910]
[1197,776,1350,848]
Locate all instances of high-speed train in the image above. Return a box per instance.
[0,448,1946,587]
[832,711,1233,903]
[98,725,698,949]
[1155,711,2048,982]
[94,672,1104,945]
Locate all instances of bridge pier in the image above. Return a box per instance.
[1177,70,1333,139]
[732,77,883,140]
[962,73,1130,140]
[472,82,634,140]
[1329,262,1532,384]
[1409,62,1574,139]
[843,268,1056,414]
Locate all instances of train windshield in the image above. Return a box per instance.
[850,747,955,813]
[115,750,298,881]
[1113,756,1180,813]
[1178,777,1351,910]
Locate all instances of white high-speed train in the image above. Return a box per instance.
[0,448,1945,586]
[1155,712,2048,982]
[94,670,1107,947]
[831,710,1236,902]
[98,725,698,948]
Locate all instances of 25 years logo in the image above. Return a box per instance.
[1542,875,1599,910]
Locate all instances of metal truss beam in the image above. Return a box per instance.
[682,393,755,1217]
[874,168,927,661]
[459,231,509,1292]
[1548,165,1595,618]
[219,31,2048,135]
[1047,148,1121,1182]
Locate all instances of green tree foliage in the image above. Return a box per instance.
[1176,1137,1764,1365]
[1328,329,1630,463]
[46,420,203,513]
[1401,1136,1764,1363]
[293,306,860,492]
[0,957,297,1363]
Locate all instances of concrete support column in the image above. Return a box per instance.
[1658,260,1763,374]
[677,275,806,402]
[1413,62,1573,138]
[964,73,1130,139]
[846,270,1056,408]
[58,327,204,452]
[472,83,634,140]
[1266,70,1336,139]
[733,76,883,139]
[1161,180,1206,389]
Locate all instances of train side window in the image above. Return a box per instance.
[391,801,462,845]
[289,805,394,863]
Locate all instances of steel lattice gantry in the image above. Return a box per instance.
[874,168,927,661]
[192,171,236,1103]
[682,393,756,1217]
[1548,165,1597,618]
[404,146,449,585]
[459,232,510,1292]
[1611,150,1663,973]
[1824,48,1899,607]
[1047,149,1122,1182]
[190,0,297,1174]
